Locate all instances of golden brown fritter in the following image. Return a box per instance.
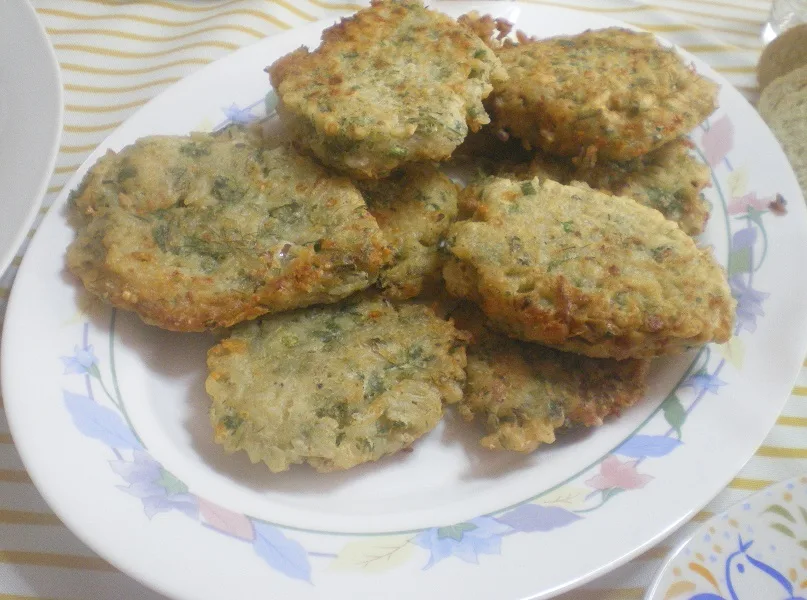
[206,296,469,473]
[505,138,712,236]
[489,27,719,161]
[268,0,507,179]
[67,135,389,331]
[452,303,650,452]
[443,175,735,360]
[358,164,459,300]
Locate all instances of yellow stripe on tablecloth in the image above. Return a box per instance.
[756,446,807,459]
[59,143,104,154]
[66,98,149,113]
[62,5,295,28]
[728,477,774,490]
[792,386,807,396]
[54,165,81,175]
[693,510,714,522]
[649,5,767,26]
[74,0,241,11]
[711,65,756,74]
[562,589,645,600]
[53,40,239,59]
[46,24,265,42]
[667,0,769,14]
[0,471,31,484]
[10,257,22,267]
[0,551,114,572]
[777,416,807,427]
[304,0,365,10]
[64,121,123,133]
[0,434,11,445]
[65,78,180,94]
[0,510,61,526]
[636,545,671,560]
[61,59,211,76]
[519,1,655,13]
[46,186,63,194]
[39,7,291,29]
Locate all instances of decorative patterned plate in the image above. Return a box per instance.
[647,474,807,600]
[3,3,807,600]
[0,0,62,275]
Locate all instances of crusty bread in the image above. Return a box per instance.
[758,64,807,194]
[758,23,807,91]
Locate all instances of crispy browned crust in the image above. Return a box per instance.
[452,303,650,452]
[444,175,735,359]
[268,0,507,178]
[489,27,719,161]
[504,138,711,236]
[67,137,389,331]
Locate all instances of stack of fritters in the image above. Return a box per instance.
[66,0,736,472]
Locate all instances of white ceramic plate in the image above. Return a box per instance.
[647,474,807,600]
[0,0,62,275]
[3,3,807,599]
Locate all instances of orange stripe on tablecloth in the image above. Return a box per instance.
[73,0,241,12]
[47,25,264,42]
[59,143,102,154]
[66,98,149,113]
[305,0,365,10]
[64,121,123,133]
[728,477,774,491]
[0,551,114,572]
[0,510,62,526]
[60,58,211,76]
[0,470,31,484]
[757,446,807,459]
[39,7,294,29]
[777,416,807,427]
[793,386,807,396]
[0,433,12,444]
[53,40,239,59]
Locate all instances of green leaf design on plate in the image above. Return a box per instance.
[437,523,477,541]
[763,504,796,523]
[662,394,686,439]
[769,522,796,538]
[158,469,188,495]
[728,246,751,276]
[800,540,807,551]
[799,505,807,524]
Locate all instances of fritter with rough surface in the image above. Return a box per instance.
[358,165,459,299]
[67,133,388,331]
[489,27,718,161]
[453,303,650,452]
[206,296,469,472]
[443,175,735,359]
[507,138,711,236]
[268,0,507,178]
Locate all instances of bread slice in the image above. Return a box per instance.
[758,64,807,194]
[758,23,807,91]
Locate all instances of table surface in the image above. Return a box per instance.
[2,1,805,599]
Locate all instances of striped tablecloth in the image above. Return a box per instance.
[1,1,803,598]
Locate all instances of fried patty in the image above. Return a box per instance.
[506,138,711,236]
[268,0,507,179]
[358,164,459,299]
[452,303,649,452]
[489,27,718,161]
[443,175,735,359]
[206,296,469,473]
[67,133,389,331]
